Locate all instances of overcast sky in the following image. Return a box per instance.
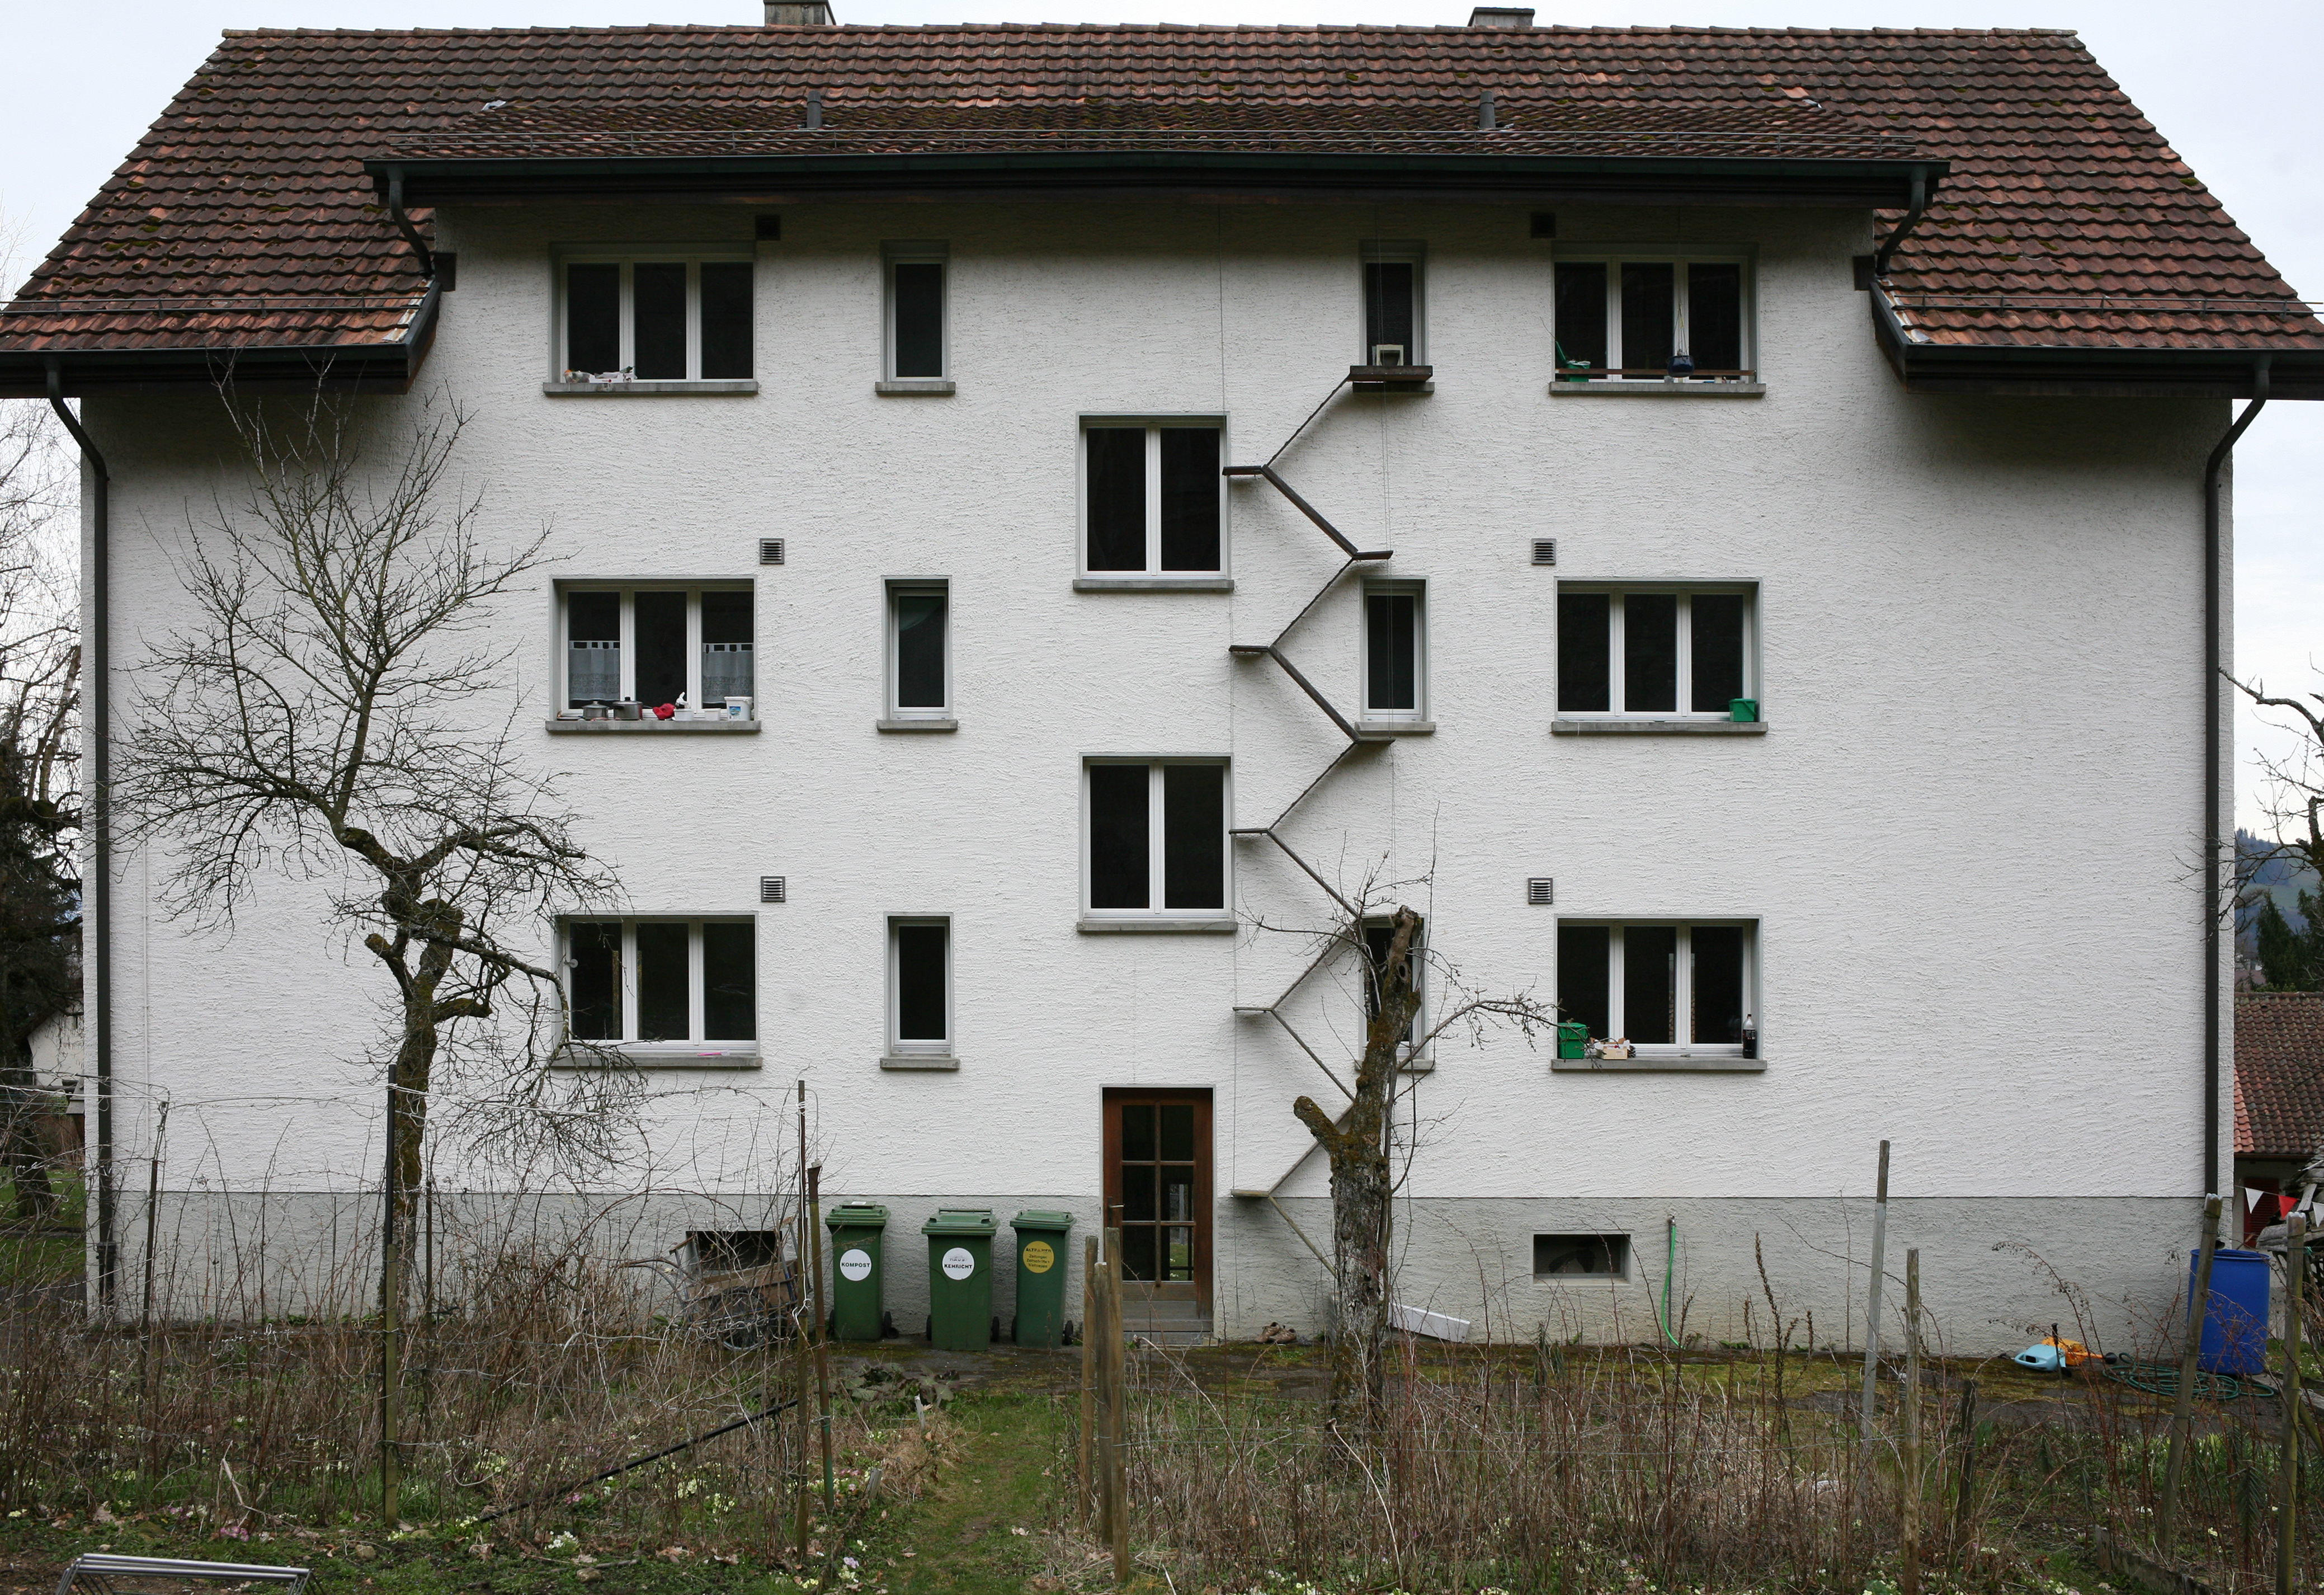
[3,0,2315,833]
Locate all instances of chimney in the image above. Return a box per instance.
[1467,7,1535,25]
[765,1,833,22]
[802,87,824,128]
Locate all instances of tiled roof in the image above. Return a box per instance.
[4,23,2318,363]
[2237,992,2324,1161]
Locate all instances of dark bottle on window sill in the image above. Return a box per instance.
[1741,1015,1758,1059]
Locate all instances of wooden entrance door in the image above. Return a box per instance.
[1101,1090,1212,1312]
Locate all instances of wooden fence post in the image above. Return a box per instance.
[1859,1139,1891,1451]
[1104,1226,1129,1585]
[2160,1193,2224,1551]
[1079,1234,1097,1521]
[2280,1211,2306,1595]
[1902,1248,1921,1595]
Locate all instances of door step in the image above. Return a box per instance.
[1121,1318,1213,1348]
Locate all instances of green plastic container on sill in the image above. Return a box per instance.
[1557,1020,1589,1060]
[1728,698,1759,723]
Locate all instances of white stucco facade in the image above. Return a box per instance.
[82,196,2235,1352]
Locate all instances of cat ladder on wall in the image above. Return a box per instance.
[1223,362,1431,1271]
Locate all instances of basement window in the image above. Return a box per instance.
[888,917,952,1058]
[560,255,753,380]
[562,585,753,712]
[1361,241,1426,365]
[1081,421,1225,577]
[565,919,757,1058]
[1555,921,1753,1057]
[1557,585,1752,718]
[1553,253,1751,380]
[1084,760,1230,924]
[1534,1234,1629,1279]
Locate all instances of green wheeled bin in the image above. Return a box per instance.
[1011,1209,1075,1348]
[923,1208,997,1351]
[825,1202,890,1342]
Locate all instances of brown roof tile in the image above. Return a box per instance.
[2237,992,2324,1161]
[4,23,2317,358]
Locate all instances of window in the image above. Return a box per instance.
[1082,421,1224,576]
[561,255,752,380]
[562,585,753,711]
[1553,255,1750,379]
[1534,1234,1629,1279]
[1085,761,1229,920]
[1557,586,1752,717]
[1361,241,1425,365]
[1361,916,1425,1046]
[1556,921,1753,1055]
[884,242,948,380]
[888,917,951,1057]
[1363,581,1426,723]
[886,581,950,721]
[565,919,757,1053]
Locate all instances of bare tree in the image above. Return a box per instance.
[0,399,80,1222]
[1257,868,1559,1428]
[2236,667,2324,893]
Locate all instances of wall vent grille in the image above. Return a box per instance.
[1531,538,1556,567]
[1526,878,1554,906]
[760,877,787,904]
[759,538,786,566]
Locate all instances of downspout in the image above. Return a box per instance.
[2204,356,2270,1199]
[381,168,436,281]
[1870,167,1933,277]
[45,359,115,1315]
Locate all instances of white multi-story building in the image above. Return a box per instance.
[6,10,2320,1349]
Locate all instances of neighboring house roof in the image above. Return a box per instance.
[2236,991,2324,1162]
[3,23,2319,393]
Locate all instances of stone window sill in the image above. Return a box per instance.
[1548,382,1765,398]
[1357,720,1435,736]
[543,380,760,397]
[557,1044,761,1070]
[1073,577,1234,593]
[1552,718,1765,736]
[876,379,956,396]
[1077,916,1237,935]
[546,718,761,733]
[878,718,958,732]
[1552,1055,1766,1073]
[880,1054,960,1071]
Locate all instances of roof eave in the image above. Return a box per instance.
[368,150,1946,209]
[1868,288,2324,399]
[0,283,441,399]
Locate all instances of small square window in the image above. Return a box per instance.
[1556,921,1755,1057]
[1534,1233,1628,1279]
[1085,760,1229,920]
[1557,586,1753,718]
[1081,421,1225,577]
[884,242,948,380]
[562,919,757,1056]
[889,917,951,1056]
[886,580,950,721]
[1361,241,1426,365]
[559,255,752,381]
[1363,581,1426,723]
[559,584,754,713]
[1552,254,1751,380]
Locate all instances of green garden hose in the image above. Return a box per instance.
[1652,1216,1682,1349]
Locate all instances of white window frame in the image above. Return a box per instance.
[1360,913,1428,1058]
[1359,239,1427,365]
[554,248,753,380]
[1080,757,1234,924]
[1550,248,1756,381]
[1361,578,1427,724]
[1558,919,1757,1059]
[560,917,757,1060]
[1557,582,1757,719]
[887,915,953,1057]
[1075,417,1230,578]
[882,241,950,380]
[884,578,951,722]
[557,582,753,709]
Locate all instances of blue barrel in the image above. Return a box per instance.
[2194,1248,2271,1374]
